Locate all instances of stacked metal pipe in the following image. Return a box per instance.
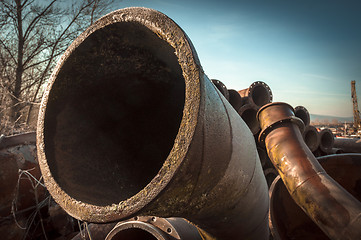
[36,7,269,240]
[1,6,357,240]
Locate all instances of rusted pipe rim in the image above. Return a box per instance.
[211,79,229,100]
[257,102,304,147]
[248,81,273,108]
[227,89,243,111]
[106,220,169,240]
[294,106,310,127]
[37,7,201,222]
[238,104,260,135]
[303,125,320,152]
[319,128,335,153]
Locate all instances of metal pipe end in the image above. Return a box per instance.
[319,128,335,154]
[227,89,243,111]
[303,125,320,152]
[238,104,261,135]
[294,106,310,127]
[37,7,201,222]
[211,79,229,100]
[105,216,203,240]
[248,81,273,108]
[257,102,304,147]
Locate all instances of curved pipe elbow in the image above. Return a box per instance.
[257,102,361,240]
[37,7,269,240]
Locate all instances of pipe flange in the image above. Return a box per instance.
[257,102,305,147]
[249,81,273,102]
[294,106,310,127]
[258,116,304,147]
[211,79,229,100]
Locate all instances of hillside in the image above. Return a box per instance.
[310,114,353,124]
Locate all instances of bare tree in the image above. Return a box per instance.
[0,0,114,132]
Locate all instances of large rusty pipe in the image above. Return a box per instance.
[269,153,361,240]
[238,81,273,109]
[319,128,335,154]
[37,7,269,239]
[303,125,320,152]
[257,102,361,239]
[105,216,204,240]
[334,137,361,153]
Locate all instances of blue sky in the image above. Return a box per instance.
[111,0,361,117]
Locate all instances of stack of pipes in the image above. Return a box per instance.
[212,80,277,186]
[5,7,359,240]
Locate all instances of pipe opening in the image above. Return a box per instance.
[228,89,243,111]
[251,85,270,107]
[241,108,259,134]
[43,22,185,206]
[109,228,159,240]
[295,108,310,126]
[305,130,318,151]
[320,130,334,150]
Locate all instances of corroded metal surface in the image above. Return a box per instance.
[71,223,117,240]
[294,106,310,127]
[37,7,269,240]
[227,89,243,111]
[258,102,361,239]
[106,216,203,240]
[0,132,36,150]
[319,128,335,154]
[303,125,320,152]
[0,140,46,239]
[211,79,229,101]
[269,154,361,240]
[238,104,260,135]
[238,81,273,109]
[334,137,361,153]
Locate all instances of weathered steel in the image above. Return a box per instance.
[294,106,310,127]
[303,125,320,152]
[71,223,117,240]
[238,81,273,109]
[211,79,229,101]
[257,146,267,168]
[269,153,361,240]
[319,128,335,154]
[0,143,46,239]
[237,104,260,135]
[227,89,243,111]
[263,167,278,188]
[257,102,361,240]
[0,132,36,150]
[106,216,204,240]
[37,7,269,240]
[334,137,361,153]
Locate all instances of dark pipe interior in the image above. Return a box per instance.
[228,89,242,111]
[251,85,270,107]
[110,228,159,240]
[265,170,278,188]
[295,109,310,126]
[321,131,333,149]
[305,130,318,151]
[44,22,185,206]
[270,155,361,239]
[241,108,259,134]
